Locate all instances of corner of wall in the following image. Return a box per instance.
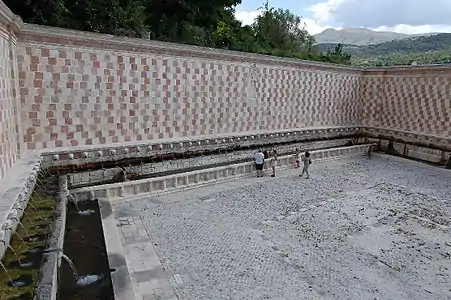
[0,0,24,181]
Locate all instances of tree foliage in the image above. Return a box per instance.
[6,0,351,64]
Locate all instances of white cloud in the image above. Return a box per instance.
[373,24,451,35]
[234,10,260,26]
[307,0,451,34]
[235,1,451,36]
[308,0,347,24]
[302,18,339,35]
[234,10,334,35]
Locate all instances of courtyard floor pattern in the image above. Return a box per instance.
[112,155,451,300]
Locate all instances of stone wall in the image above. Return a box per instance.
[361,67,451,139]
[361,67,451,150]
[0,0,450,177]
[16,25,362,150]
[0,2,21,182]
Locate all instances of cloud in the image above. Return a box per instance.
[309,0,451,31]
[374,24,451,35]
[235,0,451,36]
[234,10,260,26]
[234,10,333,35]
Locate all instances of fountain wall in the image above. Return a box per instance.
[0,3,22,182]
[0,2,450,192]
[361,68,451,149]
[16,25,362,151]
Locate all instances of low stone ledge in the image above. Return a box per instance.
[362,127,451,151]
[369,138,451,166]
[34,175,68,300]
[39,126,361,168]
[0,153,42,261]
[70,144,374,202]
[68,138,354,188]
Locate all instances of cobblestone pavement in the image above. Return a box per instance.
[112,155,451,300]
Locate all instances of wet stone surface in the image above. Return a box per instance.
[112,155,451,300]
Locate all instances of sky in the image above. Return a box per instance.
[235,0,451,35]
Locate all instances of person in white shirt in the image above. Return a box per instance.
[294,148,301,168]
[253,149,265,177]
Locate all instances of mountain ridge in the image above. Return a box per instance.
[314,28,435,45]
[315,33,451,66]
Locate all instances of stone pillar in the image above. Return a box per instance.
[58,175,69,202]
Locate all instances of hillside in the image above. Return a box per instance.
[314,28,420,45]
[316,33,451,66]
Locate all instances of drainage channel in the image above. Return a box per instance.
[68,139,361,190]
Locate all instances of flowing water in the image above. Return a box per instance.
[0,261,13,283]
[61,254,79,280]
[68,196,95,216]
[14,232,26,244]
[58,200,114,299]
[17,221,29,237]
[25,198,40,214]
[7,245,22,264]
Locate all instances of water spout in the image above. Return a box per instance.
[67,195,80,211]
[21,193,41,214]
[44,248,104,286]
[61,253,79,280]
[68,195,95,216]
[18,221,30,237]
[3,241,23,265]
[44,248,79,280]
[15,232,26,244]
[0,260,13,283]
[28,196,42,213]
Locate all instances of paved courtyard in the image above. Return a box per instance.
[112,154,451,300]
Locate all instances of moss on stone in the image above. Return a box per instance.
[0,190,55,299]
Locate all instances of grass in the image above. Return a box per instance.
[0,190,55,299]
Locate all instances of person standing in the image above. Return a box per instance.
[294,148,301,168]
[299,151,311,179]
[253,149,265,177]
[270,149,278,177]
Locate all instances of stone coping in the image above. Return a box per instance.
[37,126,450,167]
[18,23,451,74]
[19,24,358,73]
[363,127,451,149]
[34,176,68,300]
[70,144,374,203]
[0,152,41,260]
[369,138,450,166]
[99,199,136,300]
[0,0,23,33]
[40,126,360,166]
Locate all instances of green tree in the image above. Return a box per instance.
[6,0,352,65]
[327,43,351,64]
[252,1,314,53]
[4,0,67,26]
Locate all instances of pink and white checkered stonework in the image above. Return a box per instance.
[17,26,362,150]
[0,2,22,182]
[0,1,450,181]
[361,69,451,138]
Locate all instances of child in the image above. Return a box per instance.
[294,148,301,168]
[270,149,278,177]
[299,151,311,179]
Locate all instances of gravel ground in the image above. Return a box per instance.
[115,155,451,300]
